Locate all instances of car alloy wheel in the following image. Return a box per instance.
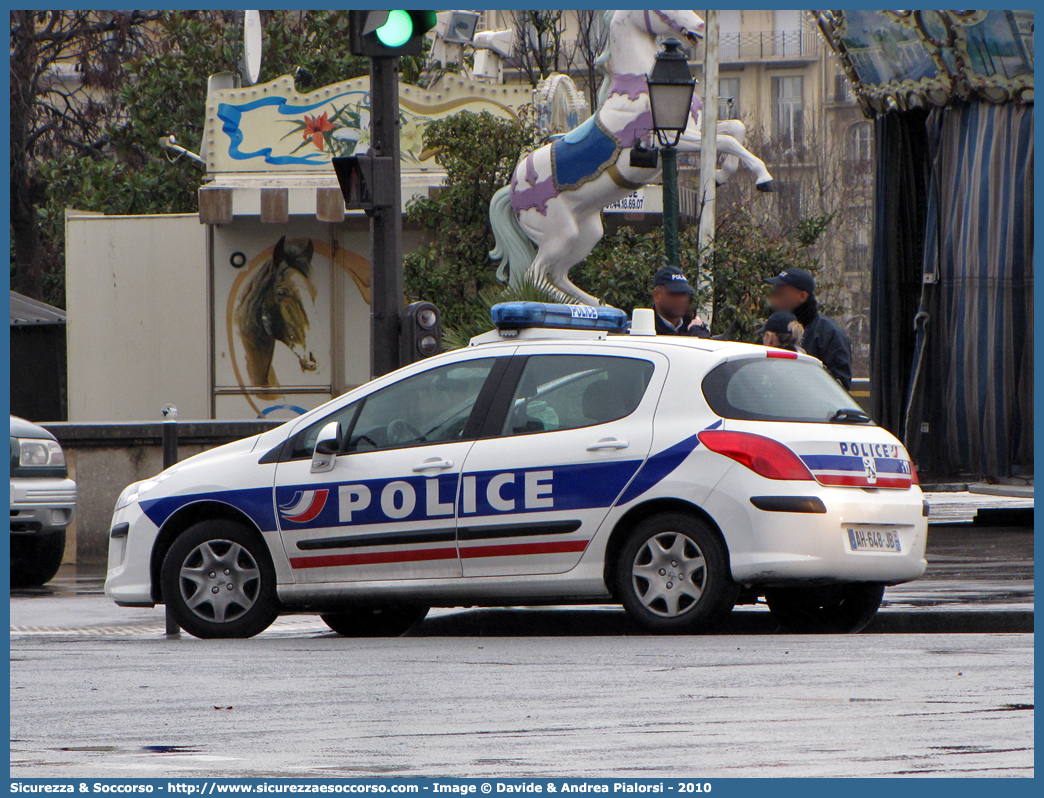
[178,539,261,624]
[631,531,707,618]
[616,512,737,634]
[161,520,279,639]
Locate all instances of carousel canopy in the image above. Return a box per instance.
[812,10,1033,116]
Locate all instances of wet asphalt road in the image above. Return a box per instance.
[8,525,1034,778]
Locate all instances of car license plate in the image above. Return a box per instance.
[847,527,902,553]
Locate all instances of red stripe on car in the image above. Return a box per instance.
[289,546,458,569]
[460,540,589,559]
[814,474,911,488]
[289,539,590,569]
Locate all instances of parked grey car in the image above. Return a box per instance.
[9,416,76,587]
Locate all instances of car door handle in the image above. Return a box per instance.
[412,457,454,472]
[586,438,629,451]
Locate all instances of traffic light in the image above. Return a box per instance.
[332,155,395,210]
[400,302,442,364]
[349,10,438,57]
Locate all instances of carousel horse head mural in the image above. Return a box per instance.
[490,9,776,306]
[234,236,319,389]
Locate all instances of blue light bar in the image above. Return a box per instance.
[490,302,630,333]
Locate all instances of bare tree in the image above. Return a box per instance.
[510,10,566,87]
[564,10,607,109]
[9,10,160,299]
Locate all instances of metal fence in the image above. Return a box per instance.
[691,29,821,62]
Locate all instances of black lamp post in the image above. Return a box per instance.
[646,39,696,268]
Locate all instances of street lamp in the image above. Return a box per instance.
[646,38,696,269]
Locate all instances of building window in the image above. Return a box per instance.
[844,216,872,273]
[776,181,802,221]
[772,76,804,149]
[718,9,741,58]
[850,122,873,162]
[834,73,853,103]
[718,77,740,120]
[773,9,803,56]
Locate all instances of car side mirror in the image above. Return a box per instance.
[311,421,342,473]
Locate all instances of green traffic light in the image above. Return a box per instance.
[375,10,413,47]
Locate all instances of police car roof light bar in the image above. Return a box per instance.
[490,302,630,334]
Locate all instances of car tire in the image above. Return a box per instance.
[160,520,279,639]
[10,530,66,588]
[764,583,885,634]
[616,513,737,634]
[320,605,430,637]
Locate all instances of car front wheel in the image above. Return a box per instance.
[616,513,737,634]
[161,521,279,639]
[764,583,885,634]
[320,605,430,637]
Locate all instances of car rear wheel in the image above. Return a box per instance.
[161,520,279,639]
[616,513,737,634]
[764,583,885,634]
[320,605,430,637]
[10,530,66,588]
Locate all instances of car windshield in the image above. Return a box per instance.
[702,357,868,424]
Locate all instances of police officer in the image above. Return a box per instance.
[763,266,852,389]
[757,311,805,353]
[652,266,710,338]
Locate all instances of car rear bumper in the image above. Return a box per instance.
[10,477,77,535]
[704,475,928,587]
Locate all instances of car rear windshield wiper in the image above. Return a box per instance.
[830,408,871,424]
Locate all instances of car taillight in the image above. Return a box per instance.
[910,461,919,485]
[697,430,813,481]
[765,349,798,359]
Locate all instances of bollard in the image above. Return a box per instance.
[161,404,181,637]
[165,606,181,637]
[161,403,178,470]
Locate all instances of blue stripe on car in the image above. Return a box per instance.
[136,424,725,534]
[615,419,722,506]
[139,488,278,532]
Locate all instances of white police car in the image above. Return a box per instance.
[104,303,927,639]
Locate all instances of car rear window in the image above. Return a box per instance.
[702,357,867,424]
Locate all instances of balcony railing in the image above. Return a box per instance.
[691,29,821,63]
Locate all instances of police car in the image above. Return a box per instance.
[104,303,927,639]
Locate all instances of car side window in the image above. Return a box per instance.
[346,358,497,452]
[500,354,655,436]
[290,401,361,460]
[290,358,498,459]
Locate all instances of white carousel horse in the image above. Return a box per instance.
[490,9,776,306]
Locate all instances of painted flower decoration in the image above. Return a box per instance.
[303,113,335,150]
[399,115,432,163]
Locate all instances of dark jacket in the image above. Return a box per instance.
[800,311,853,390]
[654,311,711,338]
